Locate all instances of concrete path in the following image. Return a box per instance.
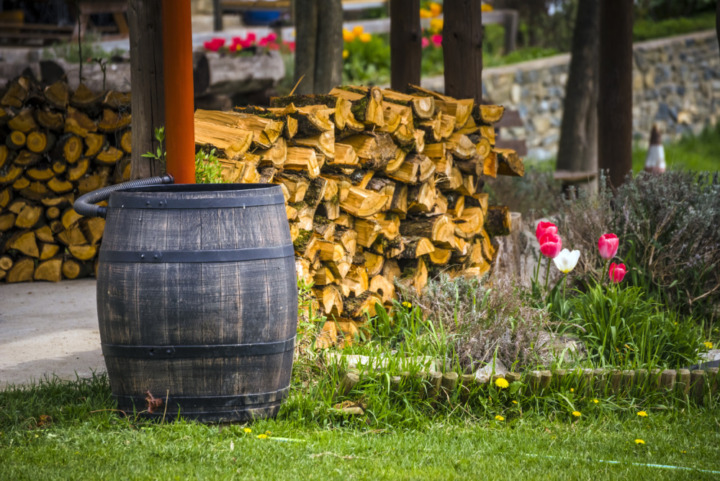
[0,279,104,388]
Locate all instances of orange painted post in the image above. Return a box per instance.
[162,0,195,183]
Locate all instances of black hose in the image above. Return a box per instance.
[74,174,174,218]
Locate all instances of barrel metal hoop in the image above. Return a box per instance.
[114,386,290,409]
[99,243,294,263]
[108,192,286,210]
[102,336,295,359]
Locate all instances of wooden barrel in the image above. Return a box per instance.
[96,183,297,423]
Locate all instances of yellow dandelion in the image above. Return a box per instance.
[265,431,272,435]
[359,32,372,43]
[429,2,442,16]
[704,341,714,349]
[243,428,252,434]
[635,439,645,445]
[637,411,648,417]
[512,400,518,404]
[495,415,505,421]
[680,450,687,454]
[342,49,349,59]
[342,29,354,42]
[401,301,412,309]
[257,434,268,439]
[572,411,581,418]
[570,388,574,392]
[495,378,509,389]
[593,399,599,404]
[420,8,432,18]
[352,25,364,36]
[429,18,444,34]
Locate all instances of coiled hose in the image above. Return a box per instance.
[74,174,175,218]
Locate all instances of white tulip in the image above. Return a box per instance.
[553,248,580,274]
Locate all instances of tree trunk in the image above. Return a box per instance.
[315,0,344,94]
[294,0,318,95]
[598,0,633,188]
[716,0,720,56]
[128,0,166,179]
[443,1,483,104]
[390,0,421,92]
[556,0,599,174]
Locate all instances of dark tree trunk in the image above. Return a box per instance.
[293,0,318,95]
[390,0,421,92]
[443,1,483,103]
[716,0,720,55]
[556,0,599,174]
[598,0,633,188]
[128,0,166,179]
[315,0,343,93]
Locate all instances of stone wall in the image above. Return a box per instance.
[482,31,720,161]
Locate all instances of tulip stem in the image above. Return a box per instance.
[544,257,551,293]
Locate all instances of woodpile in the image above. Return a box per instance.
[195,84,523,345]
[0,76,131,283]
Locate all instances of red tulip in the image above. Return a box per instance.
[598,233,619,260]
[539,233,562,258]
[535,221,558,241]
[609,262,627,283]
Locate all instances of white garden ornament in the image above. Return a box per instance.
[553,249,581,274]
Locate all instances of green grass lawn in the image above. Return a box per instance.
[2,376,719,480]
[632,123,720,172]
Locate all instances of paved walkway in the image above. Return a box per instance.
[0,279,104,388]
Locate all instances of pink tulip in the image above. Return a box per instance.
[421,37,430,49]
[203,38,225,52]
[535,221,558,241]
[609,262,627,283]
[539,233,562,258]
[431,34,443,47]
[598,233,619,260]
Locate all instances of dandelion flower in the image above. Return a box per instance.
[704,341,714,349]
[359,32,372,43]
[572,411,581,418]
[570,388,574,392]
[243,428,252,433]
[512,400,518,404]
[495,378,509,389]
[401,301,412,309]
[637,411,648,417]
[635,439,645,445]
[593,399,599,404]
[257,434,268,439]
[495,415,505,421]
[342,49,349,59]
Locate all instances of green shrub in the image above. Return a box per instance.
[568,284,702,368]
[194,148,225,184]
[633,12,716,41]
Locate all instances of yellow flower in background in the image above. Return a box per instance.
[342,49,349,59]
[637,411,648,417]
[704,341,714,349]
[429,2,442,16]
[401,301,412,309]
[512,400,518,404]
[593,399,599,404]
[243,428,252,433]
[352,25,364,36]
[342,29,354,42]
[359,32,372,43]
[495,415,505,421]
[572,411,581,418]
[257,434,268,439]
[495,378,509,389]
[570,388,574,392]
[429,18,444,34]
[481,3,493,12]
[420,8,432,18]
[635,439,645,445]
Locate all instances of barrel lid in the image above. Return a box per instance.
[107,183,285,210]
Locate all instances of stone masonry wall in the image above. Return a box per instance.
[481,31,720,161]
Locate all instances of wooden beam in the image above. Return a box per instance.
[598,0,633,188]
[442,0,483,103]
[390,0,421,92]
[162,0,196,183]
[129,0,166,179]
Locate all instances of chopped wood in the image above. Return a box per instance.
[495,148,525,177]
[25,164,54,181]
[475,104,505,124]
[36,109,65,131]
[71,84,104,113]
[9,109,38,133]
[61,258,90,280]
[35,225,55,243]
[485,206,512,237]
[64,107,97,137]
[103,91,131,110]
[428,246,452,264]
[68,244,98,261]
[14,204,43,229]
[285,147,320,179]
[369,274,395,304]
[7,257,34,282]
[398,237,435,259]
[340,186,387,218]
[44,81,70,109]
[7,130,26,150]
[119,130,132,154]
[34,257,63,282]
[67,158,91,181]
[83,132,105,158]
[291,130,335,160]
[5,230,39,257]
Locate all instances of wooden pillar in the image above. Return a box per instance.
[128,0,165,179]
[598,0,633,188]
[390,0,421,92]
[162,0,196,183]
[213,0,223,32]
[442,0,483,103]
[315,0,344,93]
[294,0,318,94]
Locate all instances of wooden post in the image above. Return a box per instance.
[442,0,483,103]
[598,0,633,187]
[315,0,344,94]
[337,371,360,397]
[294,0,318,95]
[677,369,691,396]
[128,0,165,179]
[213,0,222,32]
[691,370,705,405]
[660,369,676,391]
[162,0,196,184]
[390,0,421,92]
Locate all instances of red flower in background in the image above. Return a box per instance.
[539,233,562,258]
[203,38,225,52]
[598,233,619,260]
[535,221,558,241]
[431,34,443,47]
[609,262,627,283]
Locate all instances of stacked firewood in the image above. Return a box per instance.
[0,76,131,282]
[194,85,524,338]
